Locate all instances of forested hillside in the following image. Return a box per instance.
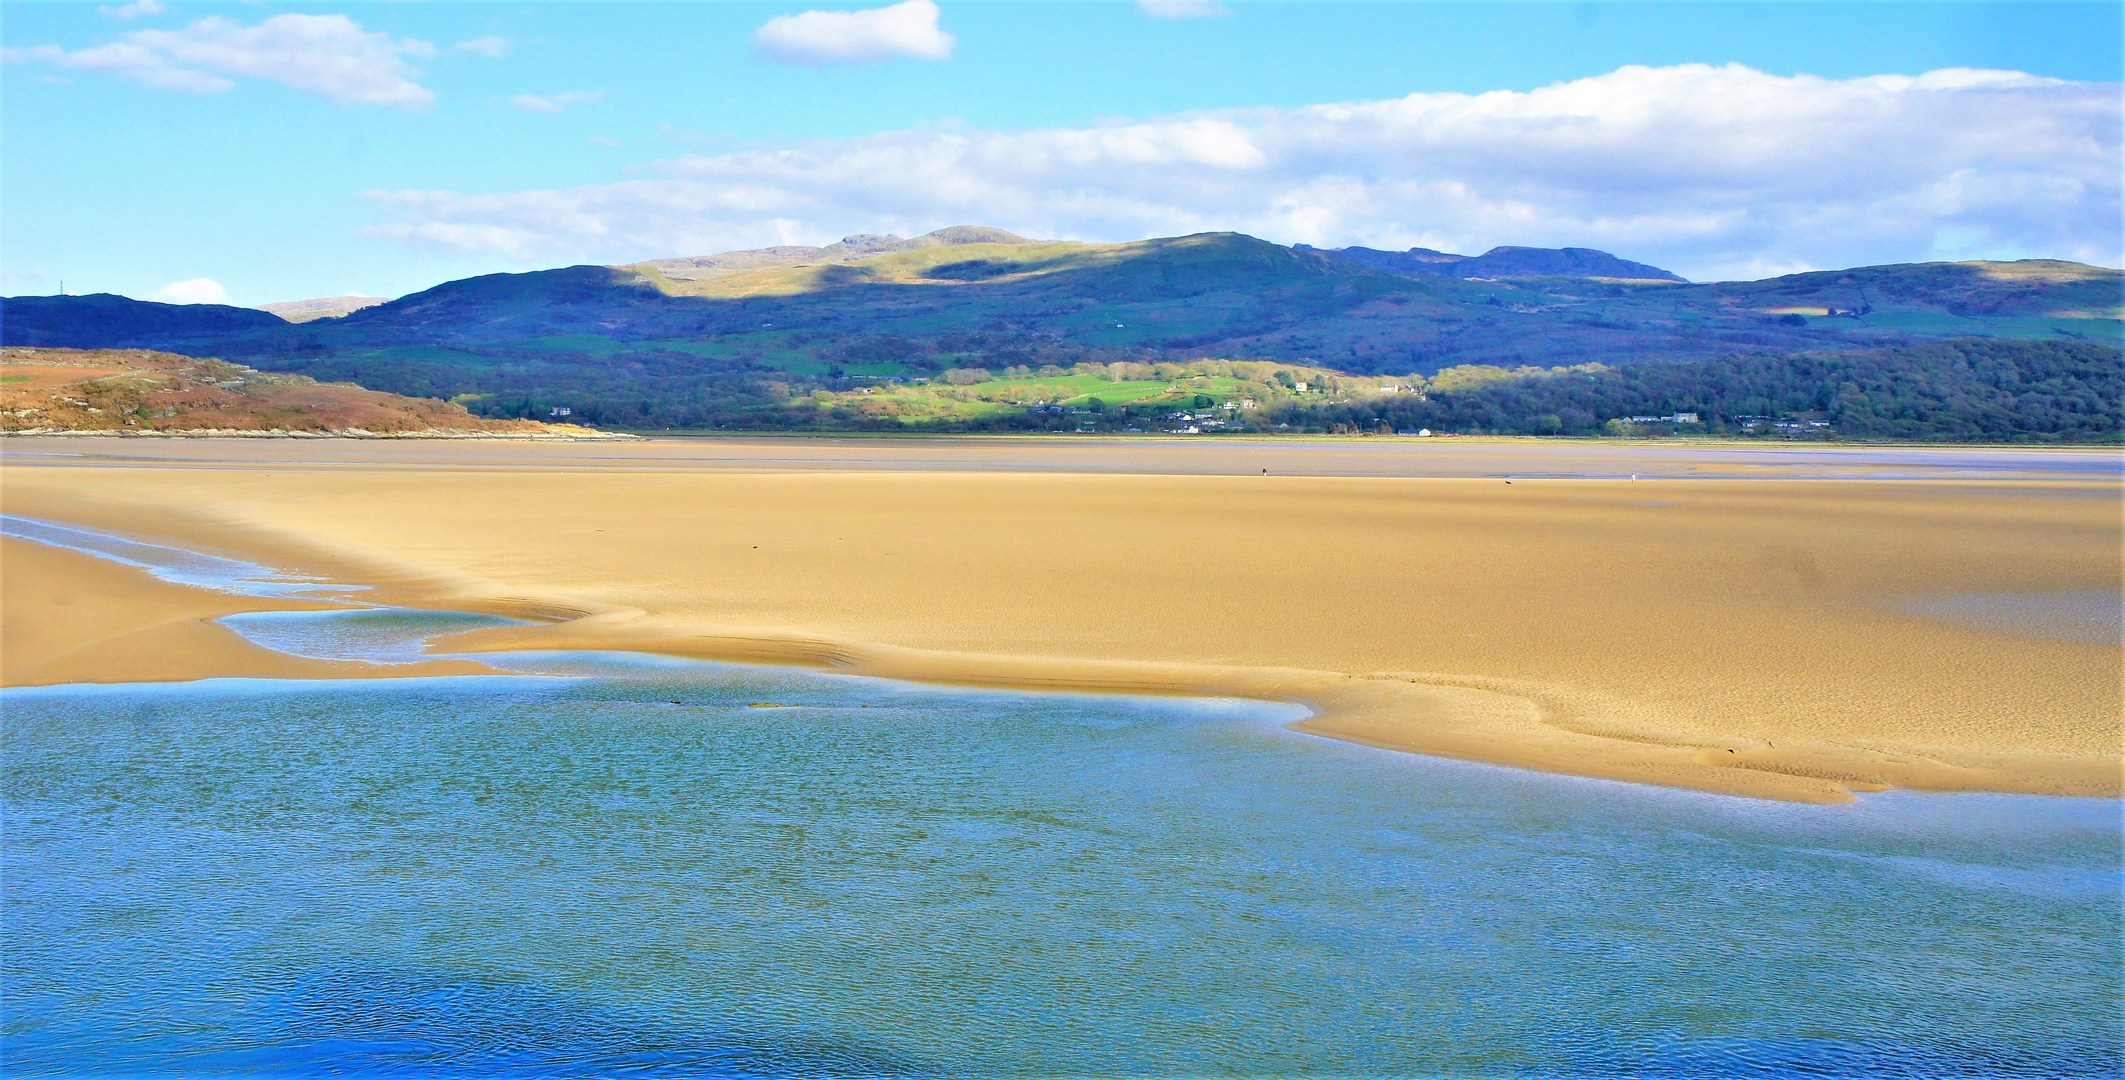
[8,232,2114,377]
[247,337,2115,442]
[1268,339,2122,441]
[4,229,2116,440]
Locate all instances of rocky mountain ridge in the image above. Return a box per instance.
[1298,244,1686,282]
[257,296,389,323]
[636,226,1035,282]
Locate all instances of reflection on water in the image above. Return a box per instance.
[1886,590,2123,646]
[5,654,2119,1077]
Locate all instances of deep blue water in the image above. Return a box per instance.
[4,620,2120,1078]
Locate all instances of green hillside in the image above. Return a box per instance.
[6,228,2116,439]
[214,232,2115,384]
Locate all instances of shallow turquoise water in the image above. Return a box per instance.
[4,616,2120,1078]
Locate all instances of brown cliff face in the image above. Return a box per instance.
[0,347,562,435]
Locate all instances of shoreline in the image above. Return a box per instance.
[5,520,2115,805]
[7,427,2123,451]
[0,537,497,687]
[421,615,2125,805]
[0,429,638,441]
[3,437,2116,805]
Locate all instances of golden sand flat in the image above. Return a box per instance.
[3,436,2117,803]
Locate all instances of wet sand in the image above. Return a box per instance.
[3,436,2118,802]
[1,538,491,685]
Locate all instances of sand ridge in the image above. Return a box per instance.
[0,538,494,686]
[2,436,2118,803]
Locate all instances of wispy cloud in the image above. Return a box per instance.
[98,0,166,22]
[152,277,229,304]
[364,64,2122,280]
[4,13,438,107]
[4,42,230,93]
[452,35,510,59]
[512,90,605,114]
[754,0,954,65]
[1,269,55,292]
[1138,0,1232,19]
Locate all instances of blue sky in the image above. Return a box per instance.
[4,1,2120,305]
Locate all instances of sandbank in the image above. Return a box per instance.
[0,537,495,686]
[3,436,2118,803]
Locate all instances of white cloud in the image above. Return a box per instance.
[1139,0,1232,19]
[452,35,511,58]
[2,40,234,92]
[99,0,166,21]
[512,90,604,113]
[755,0,954,65]
[363,64,2123,280]
[153,278,230,304]
[5,14,436,107]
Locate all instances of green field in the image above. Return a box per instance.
[1835,311,2123,341]
[802,362,1362,426]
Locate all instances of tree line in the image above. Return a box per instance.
[1258,339,2120,442]
[258,334,2118,441]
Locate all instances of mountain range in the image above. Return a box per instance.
[1294,244,1686,282]
[3,228,2117,437]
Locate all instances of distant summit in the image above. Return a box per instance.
[639,226,1037,282]
[1300,244,1685,282]
[257,295,388,323]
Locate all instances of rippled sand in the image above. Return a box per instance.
[3,436,2118,802]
